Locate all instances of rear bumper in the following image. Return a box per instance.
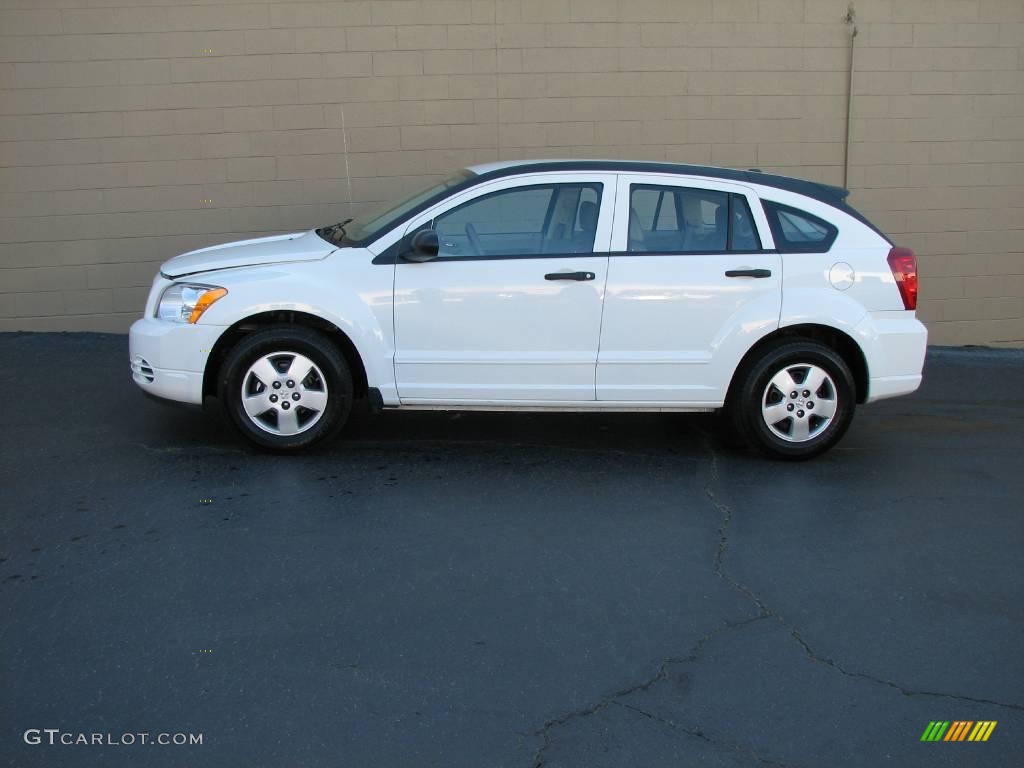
[856,312,928,403]
[129,318,225,405]
[866,373,923,402]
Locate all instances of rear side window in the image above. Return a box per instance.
[729,196,760,251]
[627,185,762,253]
[762,201,837,253]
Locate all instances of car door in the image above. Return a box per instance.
[597,174,781,403]
[393,173,615,402]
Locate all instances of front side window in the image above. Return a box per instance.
[627,186,762,253]
[430,183,603,258]
[762,201,837,253]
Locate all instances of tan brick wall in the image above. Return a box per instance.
[0,0,1021,345]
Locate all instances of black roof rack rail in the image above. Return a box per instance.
[473,160,850,204]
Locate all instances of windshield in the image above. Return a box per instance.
[319,170,474,246]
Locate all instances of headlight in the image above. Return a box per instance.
[157,284,228,324]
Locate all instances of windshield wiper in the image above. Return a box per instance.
[317,217,353,245]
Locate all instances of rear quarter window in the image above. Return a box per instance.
[762,201,838,253]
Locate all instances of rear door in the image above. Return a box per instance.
[597,174,780,403]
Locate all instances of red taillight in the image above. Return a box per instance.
[887,247,918,310]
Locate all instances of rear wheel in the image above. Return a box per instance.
[220,326,352,450]
[729,340,855,460]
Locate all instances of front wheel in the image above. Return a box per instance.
[220,326,353,451]
[729,340,856,460]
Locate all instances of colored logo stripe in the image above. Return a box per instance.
[969,722,997,742]
[920,721,996,742]
[944,721,972,741]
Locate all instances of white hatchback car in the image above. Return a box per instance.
[130,160,926,459]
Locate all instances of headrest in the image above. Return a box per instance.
[715,203,727,232]
[578,200,598,231]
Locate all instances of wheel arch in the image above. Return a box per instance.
[726,323,869,405]
[202,310,369,401]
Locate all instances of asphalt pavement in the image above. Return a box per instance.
[1,333,1022,767]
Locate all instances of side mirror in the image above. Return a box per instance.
[401,229,439,263]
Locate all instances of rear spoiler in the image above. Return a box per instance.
[746,168,888,244]
[745,168,849,203]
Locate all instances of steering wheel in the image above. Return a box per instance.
[465,223,485,255]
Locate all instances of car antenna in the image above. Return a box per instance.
[339,102,354,217]
[492,2,500,162]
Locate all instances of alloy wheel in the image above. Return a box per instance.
[240,351,329,436]
[760,362,838,443]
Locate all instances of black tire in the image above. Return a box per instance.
[219,325,353,451]
[729,339,856,460]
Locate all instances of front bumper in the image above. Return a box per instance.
[128,318,226,405]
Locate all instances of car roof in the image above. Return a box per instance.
[465,158,851,207]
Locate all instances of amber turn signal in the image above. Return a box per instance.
[188,287,228,324]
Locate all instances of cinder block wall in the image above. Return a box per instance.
[0,0,1021,345]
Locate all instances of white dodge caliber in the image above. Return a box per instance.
[130,160,926,459]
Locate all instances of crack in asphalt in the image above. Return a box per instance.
[611,701,802,768]
[701,436,1024,714]
[529,615,769,768]
[528,432,1022,767]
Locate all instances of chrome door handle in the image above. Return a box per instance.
[545,271,595,281]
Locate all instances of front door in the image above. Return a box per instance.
[393,173,615,403]
[597,174,781,403]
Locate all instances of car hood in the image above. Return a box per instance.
[160,230,335,279]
